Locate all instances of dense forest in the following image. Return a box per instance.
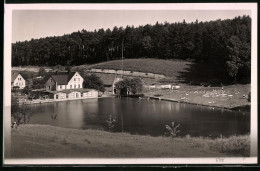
[12,15,251,83]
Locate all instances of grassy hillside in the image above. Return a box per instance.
[74,58,233,85]
[74,58,191,81]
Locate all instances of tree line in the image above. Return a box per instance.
[12,15,251,83]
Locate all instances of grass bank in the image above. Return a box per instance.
[144,84,250,110]
[10,124,249,158]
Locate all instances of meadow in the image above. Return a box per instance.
[10,124,250,158]
[74,58,191,81]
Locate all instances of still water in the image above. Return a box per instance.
[28,97,250,137]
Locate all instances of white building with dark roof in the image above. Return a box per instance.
[11,73,26,89]
[42,71,84,91]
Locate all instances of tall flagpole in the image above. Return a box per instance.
[121,38,124,78]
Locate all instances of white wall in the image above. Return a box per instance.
[67,72,84,90]
[68,92,81,99]
[57,85,67,91]
[54,93,66,100]
[82,90,98,98]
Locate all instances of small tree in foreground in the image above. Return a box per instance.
[51,114,58,135]
[106,113,117,131]
[165,122,180,138]
[11,97,31,127]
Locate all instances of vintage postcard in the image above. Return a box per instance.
[3,3,258,165]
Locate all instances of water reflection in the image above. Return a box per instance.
[28,97,250,138]
[66,100,84,129]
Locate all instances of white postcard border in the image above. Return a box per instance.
[3,3,258,165]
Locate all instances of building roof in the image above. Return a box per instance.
[95,73,116,86]
[11,72,24,83]
[11,73,19,83]
[61,88,96,94]
[44,88,97,94]
[42,71,79,85]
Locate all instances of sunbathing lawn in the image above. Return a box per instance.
[9,124,249,158]
[144,84,250,110]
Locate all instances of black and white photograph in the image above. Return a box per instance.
[3,3,257,165]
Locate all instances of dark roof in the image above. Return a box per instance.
[51,75,70,85]
[11,72,21,83]
[95,73,116,86]
[60,88,97,94]
[44,88,97,94]
[42,71,79,85]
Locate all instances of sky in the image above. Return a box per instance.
[12,10,251,43]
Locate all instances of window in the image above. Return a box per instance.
[74,84,76,88]
[60,85,62,89]
[50,79,52,82]
[49,86,51,90]
[70,85,72,89]
[78,84,80,88]
[74,78,76,81]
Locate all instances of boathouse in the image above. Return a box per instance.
[54,92,67,100]
[82,89,99,98]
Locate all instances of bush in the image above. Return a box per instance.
[83,74,105,92]
[21,86,31,95]
[32,78,44,89]
[114,78,142,95]
[11,97,31,125]
[38,67,48,77]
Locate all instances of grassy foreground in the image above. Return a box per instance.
[10,124,250,158]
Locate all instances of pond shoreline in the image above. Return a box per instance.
[147,96,250,112]
[18,94,115,105]
[10,124,250,158]
[142,84,251,112]
[21,93,250,112]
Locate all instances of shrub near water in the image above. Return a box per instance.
[209,135,250,156]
